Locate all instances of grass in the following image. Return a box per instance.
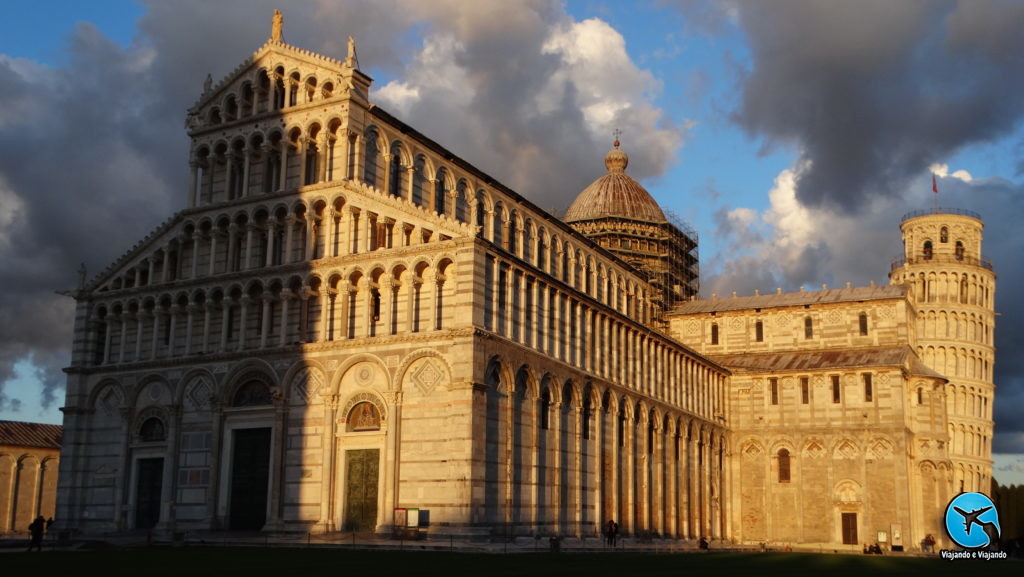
[2,546,1019,576]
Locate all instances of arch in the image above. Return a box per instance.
[340,391,388,427]
[137,413,168,443]
[394,348,455,393]
[330,353,391,395]
[221,358,279,405]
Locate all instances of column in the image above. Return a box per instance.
[653,421,664,536]
[319,289,333,342]
[133,311,146,362]
[190,231,201,279]
[260,295,273,348]
[380,278,395,335]
[610,403,620,533]
[113,408,133,530]
[160,248,170,283]
[572,405,583,537]
[188,160,199,206]
[550,402,562,533]
[283,217,295,264]
[666,421,678,538]
[407,278,420,333]
[623,409,634,534]
[348,207,360,254]
[351,132,363,182]
[208,231,219,276]
[278,142,289,191]
[241,147,252,197]
[318,396,338,531]
[117,314,128,364]
[235,297,249,350]
[296,139,308,186]
[150,313,162,360]
[183,304,196,355]
[219,301,230,352]
[324,210,336,258]
[227,224,239,272]
[305,215,316,260]
[224,151,237,198]
[278,291,292,346]
[265,402,288,530]
[265,222,278,267]
[158,405,183,534]
[318,134,329,183]
[202,301,213,354]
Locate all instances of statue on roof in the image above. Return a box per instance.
[347,35,359,68]
[271,9,283,42]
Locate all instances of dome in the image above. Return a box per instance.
[564,142,667,224]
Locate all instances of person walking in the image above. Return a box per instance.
[26,515,46,552]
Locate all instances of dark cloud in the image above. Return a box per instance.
[730,0,1024,212]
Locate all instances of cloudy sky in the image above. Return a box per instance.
[1,0,1022,483]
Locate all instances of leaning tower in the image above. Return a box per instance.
[890,208,995,493]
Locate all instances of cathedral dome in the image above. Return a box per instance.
[564,142,667,224]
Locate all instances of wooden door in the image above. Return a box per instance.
[842,512,858,545]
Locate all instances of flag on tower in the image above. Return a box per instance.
[932,174,938,194]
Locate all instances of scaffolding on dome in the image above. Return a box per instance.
[659,208,700,308]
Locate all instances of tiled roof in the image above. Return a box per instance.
[0,420,63,450]
[565,145,667,224]
[670,285,907,315]
[707,346,946,379]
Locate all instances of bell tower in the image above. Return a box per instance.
[889,208,995,493]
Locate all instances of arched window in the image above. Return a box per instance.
[540,389,551,430]
[923,240,933,260]
[755,320,764,342]
[455,181,469,223]
[955,241,964,260]
[232,380,273,407]
[917,388,924,405]
[346,402,381,432]
[492,202,505,246]
[778,449,791,482]
[388,142,403,197]
[710,323,719,345]
[804,316,813,339]
[940,227,949,243]
[475,191,487,232]
[362,129,379,188]
[140,417,166,442]
[434,168,448,216]
[859,312,869,336]
[582,395,592,440]
[411,156,426,207]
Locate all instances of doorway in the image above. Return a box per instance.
[135,458,164,529]
[343,449,379,532]
[229,427,271,530]
[841,512,858,545]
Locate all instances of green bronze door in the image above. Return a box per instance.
[343,449,379,532]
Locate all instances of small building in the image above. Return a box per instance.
[0,420,62,534]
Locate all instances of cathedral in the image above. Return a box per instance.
[55,14,994,550]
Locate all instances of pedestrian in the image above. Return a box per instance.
[27,515,45,552]
[610,520,618,547]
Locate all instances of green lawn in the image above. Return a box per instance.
[2,547,1019,576]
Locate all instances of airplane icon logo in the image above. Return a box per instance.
[945,493,1001,549]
